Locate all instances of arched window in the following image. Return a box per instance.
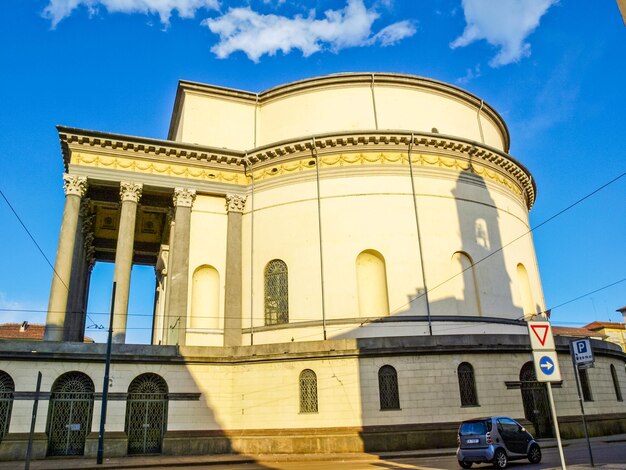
[0,371,15,442]
[579,368,593,402]
[46,372,94,456]
[356,250,389,317]
[451,252,482,316]
[458,362,479,406]
[299,369,318,413]
[378,365,400,410]
[191,265,220,330]
[611,365,623,401]
[126,373,169,454]
[265,259,288,325]
[516,263,535,317]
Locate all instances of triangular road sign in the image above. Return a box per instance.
[531,324,549,346]
[527,321,555,351]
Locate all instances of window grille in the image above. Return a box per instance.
[265,259,289,325]
[299,369,318,413]
[0,371,14,443]
[458,362,479,406]
[378,365,400,410]
[611,365,623,402]
[579,368,593,402]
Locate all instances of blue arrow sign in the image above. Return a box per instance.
[539,356,555,375]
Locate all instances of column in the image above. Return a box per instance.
[65,198,95,342]
[112,182,143,344]
[223,194,246,347]
[44,174,88,341]
[165,188,195,346]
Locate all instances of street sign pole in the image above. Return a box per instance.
[527,320,566,469]
[546,382,567,470]
[569,340,594,467]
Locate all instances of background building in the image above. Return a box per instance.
[0,73,624,461]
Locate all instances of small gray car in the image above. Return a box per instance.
[456,416,542,468]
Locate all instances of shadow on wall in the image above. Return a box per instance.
[351,168,533,451]
[0,344,272,467]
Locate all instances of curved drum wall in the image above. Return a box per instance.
[241,151,542,344]
[258,81,506,151]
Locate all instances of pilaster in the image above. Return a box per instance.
[165,188,196,345]
[224,194,246,347]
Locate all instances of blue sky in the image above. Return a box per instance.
[0,0,624,344]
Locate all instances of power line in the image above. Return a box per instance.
[390,170,626,315]
[0,188,100,329]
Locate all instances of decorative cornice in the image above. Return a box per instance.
[58,126,245,170]
[173,188,196,208]
[63,173,87,197]
[59,128,535,209]
[225,194,247,213]
[119,181,143,203]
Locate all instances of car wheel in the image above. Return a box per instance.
[528,444,542,464]
[493,448,508,469]
[459,461,473,469]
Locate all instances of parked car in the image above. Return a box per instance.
[456,416,542,468]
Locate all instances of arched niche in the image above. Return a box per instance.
[191,265,220,330]
[356,250,390,318]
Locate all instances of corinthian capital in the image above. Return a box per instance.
[63,174,88,197]
[225,194,247,213]
[120,181,143,203]
[173,188,196,208]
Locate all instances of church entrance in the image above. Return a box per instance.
[520,362,553,438]
[46,372,94,456]
[125,374,168,454]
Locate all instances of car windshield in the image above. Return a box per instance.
[459,420,490,436]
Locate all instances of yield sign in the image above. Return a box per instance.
[527,321,555,351]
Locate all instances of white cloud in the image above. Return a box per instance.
[204,0,416,62]
[450,0,557,67]
[43,0,220,28]
[456,64,481,85]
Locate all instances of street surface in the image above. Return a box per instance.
[136,439,626,470]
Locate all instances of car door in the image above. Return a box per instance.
[497,418,527,455]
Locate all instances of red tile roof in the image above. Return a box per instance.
[584,321,626,331]
[0,323,94,342]
[0,322,45,340]
[552,326,607,339]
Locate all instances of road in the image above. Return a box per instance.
[136,439,626,470]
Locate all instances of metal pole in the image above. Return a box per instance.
[97,282,116,464]
[569,341,595,467]
[407,134,432,335]
[24,371,42,470]
[313,138,327,340]
[546,382,567,470]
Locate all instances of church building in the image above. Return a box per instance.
[0,73,624,460]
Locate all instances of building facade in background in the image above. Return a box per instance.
[0,73,624,460]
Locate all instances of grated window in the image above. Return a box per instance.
[264,259,289,325]
[0,371,14,443]
[611,365,623,402]
[378,365,400,410]
[299,369,318,413]
[458,362,479,406]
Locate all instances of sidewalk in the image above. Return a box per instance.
[3,434,625,470]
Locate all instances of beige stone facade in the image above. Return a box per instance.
[0,73,624,460]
